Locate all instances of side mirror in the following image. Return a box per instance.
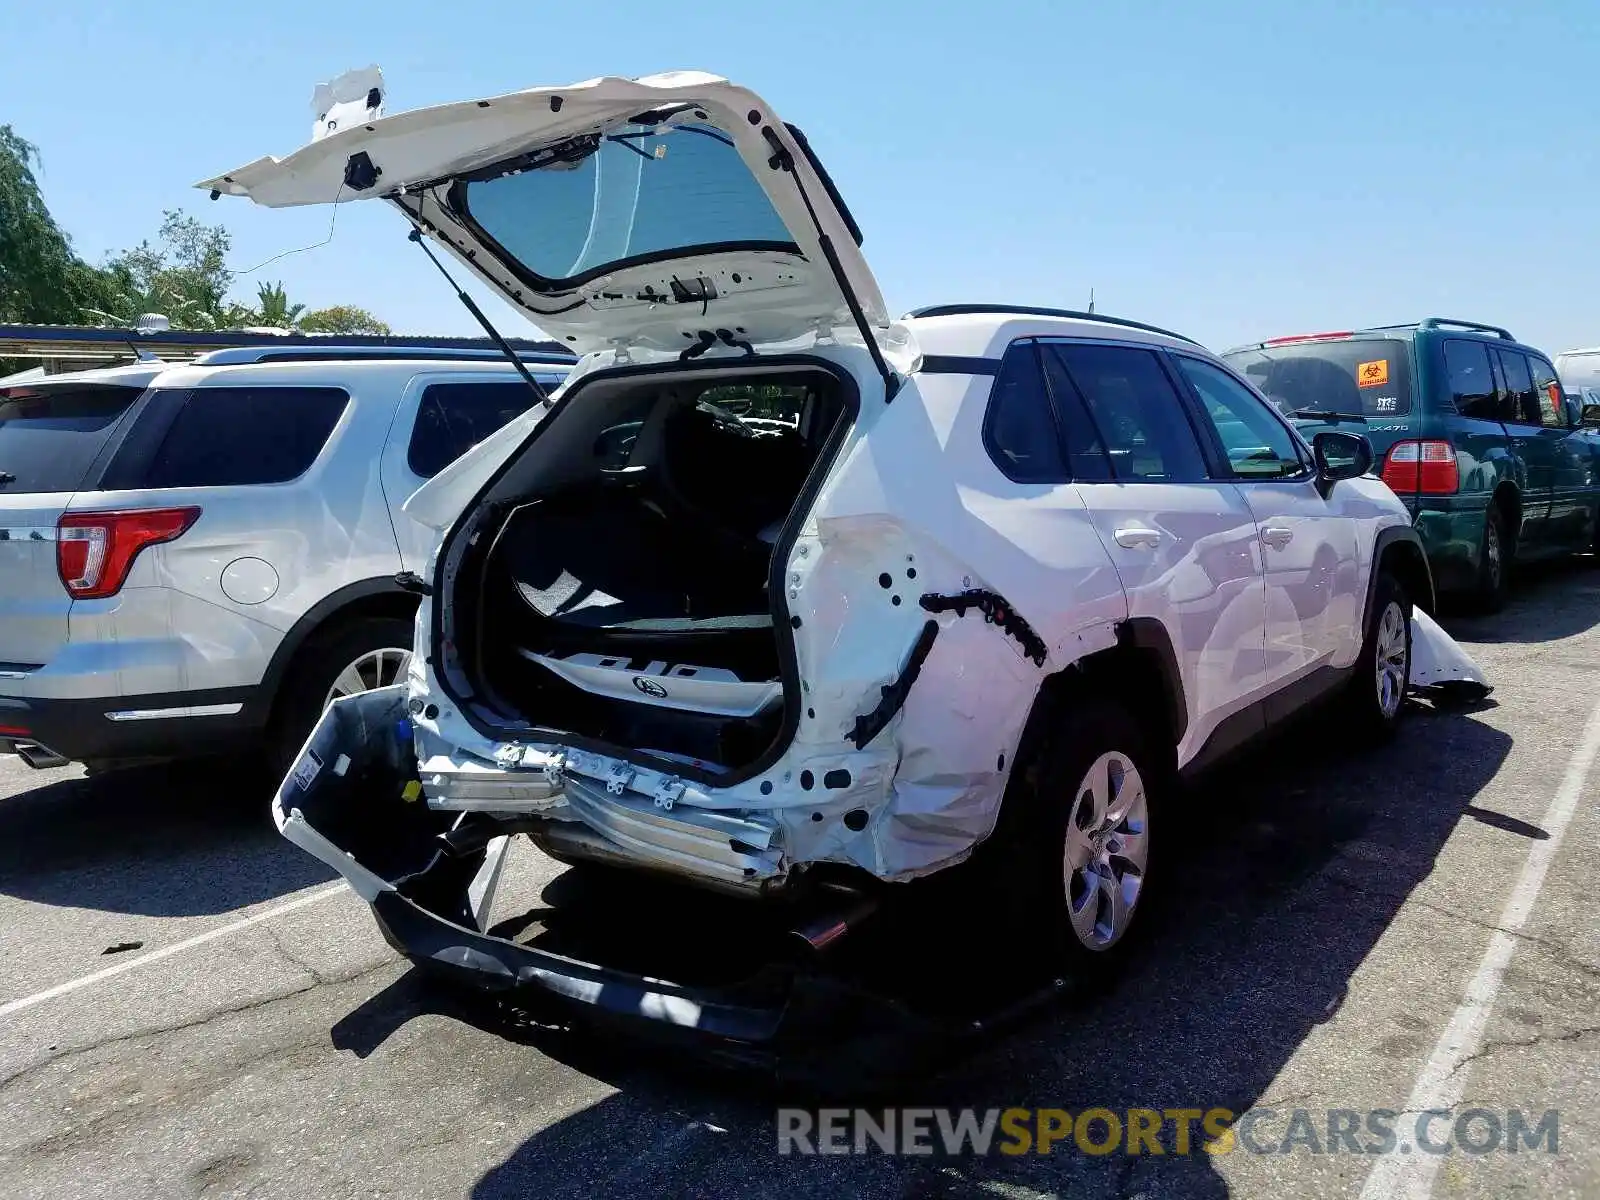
[1313,430,1374,486]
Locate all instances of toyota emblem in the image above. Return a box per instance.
[633,677,669,699]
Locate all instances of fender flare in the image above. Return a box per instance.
[1115,617,1188,744]
[1369,525,1436,617]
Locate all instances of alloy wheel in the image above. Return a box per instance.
[324,647,412,709]
[1062,751,1150,950]
[1375,601,1408,720]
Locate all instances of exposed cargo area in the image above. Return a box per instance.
[446,361,855,773]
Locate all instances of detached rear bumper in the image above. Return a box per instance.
[273,687,919,1066]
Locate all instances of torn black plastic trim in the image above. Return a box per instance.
[919,589,1048,667]
[848,620,939,749]
[371,889,790,1044]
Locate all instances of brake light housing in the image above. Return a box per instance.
[1381,440,1459,495]
[57,507,201,599]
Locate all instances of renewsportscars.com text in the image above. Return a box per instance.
[776,1107,1559,1157]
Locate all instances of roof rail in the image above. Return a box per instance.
[903,304,1202,347]
[191,346,577,368]
[1418,317,1515,341]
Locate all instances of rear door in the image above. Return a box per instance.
[0,382,144,670]
[1492,348,1554,546]
[1526,352,1596,550]
[1036,339,1269,765]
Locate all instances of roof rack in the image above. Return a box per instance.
[903,304,1202,347]
[1417,317,1515,341]
[191,346,577,368]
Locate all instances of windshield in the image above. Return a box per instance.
[0,384,143,494]
[1224,339,1413,418]
[456,122,795,286]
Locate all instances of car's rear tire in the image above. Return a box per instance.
[1474,502,1511,612]
[269,615,414,774]
[1342,571,1411,740]
[981,699,1159,977]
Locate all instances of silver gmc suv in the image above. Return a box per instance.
[0,347,570,772]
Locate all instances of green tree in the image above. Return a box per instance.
[252,280,307,329]
[0,125,116,324]
[2,127,393,340]
[88,211,243,329]
[299,304,391,335]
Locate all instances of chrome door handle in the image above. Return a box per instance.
[1260,526,1294,549]
[1113,526,1162,549]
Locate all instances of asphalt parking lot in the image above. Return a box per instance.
[2,564,1598,1200]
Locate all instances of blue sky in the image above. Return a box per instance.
[4,0,1596,354]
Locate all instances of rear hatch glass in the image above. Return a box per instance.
[0,384,144,494]
[1223,339,1413,421]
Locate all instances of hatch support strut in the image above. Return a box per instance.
[402,221,550,407]
[760,127,901,402]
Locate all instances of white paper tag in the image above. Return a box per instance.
[293,748,324,792]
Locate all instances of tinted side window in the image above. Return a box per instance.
[0,385,143,494]
[408,381,541,479]
[1174,356,1309,480]
[983,342,1068,483]
[1526,356,1567,429]
[1495,350,1538,426]
[1443,340,1498,420]
[141,387,349,488]
[1036,344,1114,482]
[1046,343,1208,482]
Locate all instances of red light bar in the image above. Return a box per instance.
[1262,332,1355,346]
[0,724,33,738]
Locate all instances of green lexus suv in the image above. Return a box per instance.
[1224,318,1600,610]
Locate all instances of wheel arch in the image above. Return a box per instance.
[257,579,420,725]
[1372,525,1436,616]
[1490,480,1522,537]
[1008,619,1185,793]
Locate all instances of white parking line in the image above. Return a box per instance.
[1359,693,1600,1200]
[0,882,347,1021]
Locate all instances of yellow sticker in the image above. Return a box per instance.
[1356,359,1389,388]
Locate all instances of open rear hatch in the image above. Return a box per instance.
[198,70,890,361]
[201,70,893,782]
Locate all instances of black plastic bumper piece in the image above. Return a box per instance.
[0,686,262,764]
[372,888,785,1047]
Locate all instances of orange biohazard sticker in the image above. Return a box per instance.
[1356,359,1389,389]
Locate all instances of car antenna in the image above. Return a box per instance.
[1087,287,1095,315]
[404,223,551,406]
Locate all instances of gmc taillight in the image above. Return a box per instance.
[1381,440,1459,495]
[56,507,201,599]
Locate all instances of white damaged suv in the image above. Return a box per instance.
[205,72,1489,1042]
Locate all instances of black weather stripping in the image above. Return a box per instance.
[920,589,1048,667]
[849,620,939,749]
